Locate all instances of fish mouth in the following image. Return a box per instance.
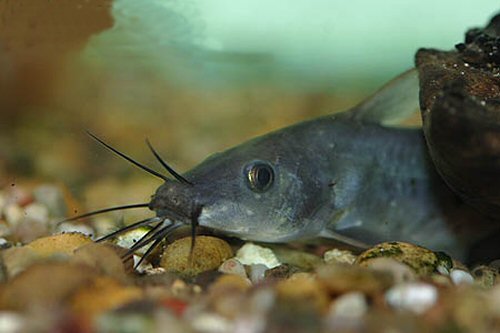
[103,202,204,270]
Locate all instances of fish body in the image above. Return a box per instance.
[150,73,495,260]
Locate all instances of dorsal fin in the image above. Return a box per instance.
[349,68,420,126]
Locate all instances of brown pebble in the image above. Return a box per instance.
[271,246,323,271]
[362,257,416,284]
[355,241,451,277]
[11,218,49,244]
[208,274,252,318]
[472,265,498,289]
[71,243,127,280]
[0,262,97,311]
[26,232,92,257]
[209,274,252,297]
[276,273,329,313]
[1,246,40,279]
[70,276,143,322]
[160,236,233,276]
[317,264,393,295]
[265,264,301,281]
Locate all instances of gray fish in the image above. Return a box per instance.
[64,14,500,265]
[146,69,494,262]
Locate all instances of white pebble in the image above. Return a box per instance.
[133,255,154,273]
[0,224,10,238]
[385,282,438,314]
[450,269,474,285]
[191,313,233,333]
[24,203,49,224]
[329,292,367,319]
[115,227,151,255]
[0,312,24,332]
[218,258,247,278]
[4,204,23,226]
[249,264,268,284]
[236,243,280,269]
[436,264,450,275]
[33,185,67,217]
[0,192,6,213]
[234,315,266,333]
[56,222,94,236]
[323,248,356,265]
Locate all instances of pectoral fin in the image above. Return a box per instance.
[319,229,370,250]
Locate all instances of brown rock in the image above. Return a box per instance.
[160,236,233,276]
[70,276,143,322]
[355,242,452,277]
[276,273,329,313]
[317,264,393,295]
[26,232,92,257]
[1,246,39,279]
[0,262,96,311]
[72,242,127,280]
[209,274,252,297]
[208,274,252,318]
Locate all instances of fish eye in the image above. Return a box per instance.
[245,161,275,192]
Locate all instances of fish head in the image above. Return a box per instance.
[149,131,331,242]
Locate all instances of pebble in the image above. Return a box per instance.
[0,224,11,238]
[328,292,367,319]
[55,222,94,237]
[385,282,438,314]
[0,238,10,249]
[362,257,416,284]
[472,265,498,288]
[134,255,154,274]
[72,243,127,280]
[23,203,49,225]
[26,232,92,257]
[96,312,157,333]
[1,246,40,279]
[207,274,252,318]
[3,204,23,226]
[450,269,474,285]
[317,264,393,295]
[270,246,322,270]
[190,313,233,333]
[356,241,452,277]
[235,243,281,269]
[6,187,33,207]
[489,285,500,316]
[218,258,247,278]
[32,185,67,218]
[264,264,300,280]
[248,287,276,315]
[0,312,25,332]
[209,274,252,297]
[276,273,329,313]
[11,218,49,244]
[115,227,152,256]
[70,276,143,321]
[0,262,97,311]
[248,264,268,284]
[161,236,233,276]
[0,192,5,213]
[323,248,357,265]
